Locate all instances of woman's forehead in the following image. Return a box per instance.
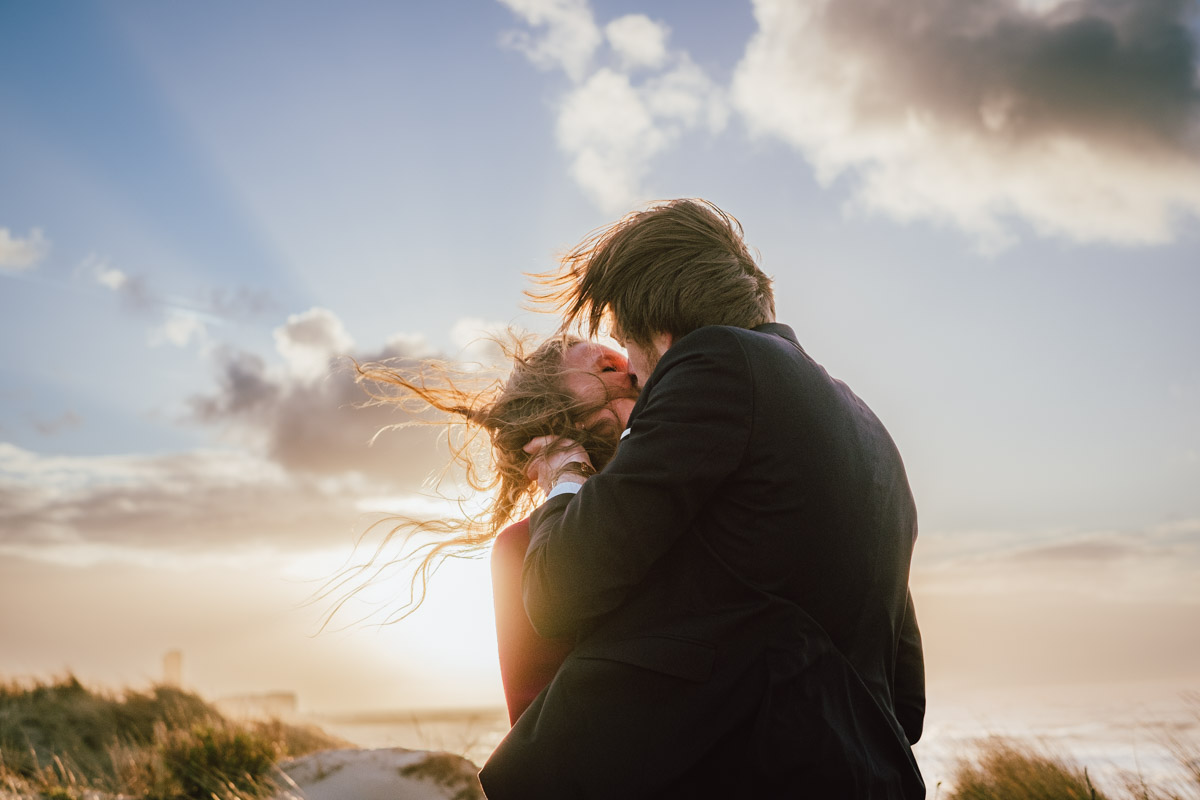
[565,341,622,368]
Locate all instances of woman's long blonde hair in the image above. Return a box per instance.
[316,332,619,629]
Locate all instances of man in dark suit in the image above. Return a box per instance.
[479,199,925,799]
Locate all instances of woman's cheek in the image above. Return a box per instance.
[609,398,636,429]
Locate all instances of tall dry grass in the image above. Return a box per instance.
[0,675,347,800]
[946,738,1110,800]
[946,729,1200,800]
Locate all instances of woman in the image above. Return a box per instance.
[343,333,636,723]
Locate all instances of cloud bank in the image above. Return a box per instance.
[1,308,500,562]
[914,520,1200,603]
[732,0,1200,250]
[0,444,361,559]
[910,520,1200,685]
[501,0,1200,249]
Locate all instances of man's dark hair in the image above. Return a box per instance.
[535,199,775,347]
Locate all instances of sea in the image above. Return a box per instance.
[307,680,1199,796]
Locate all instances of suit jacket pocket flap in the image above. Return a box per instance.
[575,636,716,682]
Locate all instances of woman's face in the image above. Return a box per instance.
[562,342,638,431]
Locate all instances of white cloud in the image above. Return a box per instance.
[95,264,127,291]
[0,227,50,271]
[497,0,603,82]
[151,309,209,348]
[645,55,729,133]
[273,307,356,379]
[498,2,727,213]
[557,68,670,212]
[731,0,1200,251]
[556,60,727,212]
[605,14,669,71]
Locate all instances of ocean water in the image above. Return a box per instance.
[309,681,1199,794]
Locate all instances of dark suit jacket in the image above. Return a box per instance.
[479,324,925,799]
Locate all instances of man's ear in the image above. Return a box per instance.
[652,332,674,358]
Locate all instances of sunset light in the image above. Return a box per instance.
[2,1,1199,795]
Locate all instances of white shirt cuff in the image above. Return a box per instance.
[547,481,583,500]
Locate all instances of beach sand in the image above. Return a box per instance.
[273,747,482,800]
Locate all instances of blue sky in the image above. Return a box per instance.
[2,0,1199,721]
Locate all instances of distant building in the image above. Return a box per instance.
[163,650,182,687]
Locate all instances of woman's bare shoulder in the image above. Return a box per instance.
[491,518,532,570]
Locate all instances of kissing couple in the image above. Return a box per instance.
[356,199,925,799]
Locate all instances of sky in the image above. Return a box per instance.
[1,0,1199,719]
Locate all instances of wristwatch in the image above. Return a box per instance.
[559,461,597,479]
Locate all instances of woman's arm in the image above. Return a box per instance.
[491,519,574,724]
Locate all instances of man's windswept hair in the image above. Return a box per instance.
[532,199,775,346]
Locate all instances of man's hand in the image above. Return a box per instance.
[523,436,595,495]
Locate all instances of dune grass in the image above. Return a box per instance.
[945,734,1200,800]
[0,675,348,800]
[946,738,1111,800]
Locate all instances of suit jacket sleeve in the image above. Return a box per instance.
[893,589,925,744]
[523,328,754,639]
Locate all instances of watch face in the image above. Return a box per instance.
[562,461,595,478]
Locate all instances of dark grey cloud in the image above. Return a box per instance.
[733,0,1200,249]
[823,0,1199,145]
[188,332,452,492]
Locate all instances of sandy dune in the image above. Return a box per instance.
[273,748,483,800]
